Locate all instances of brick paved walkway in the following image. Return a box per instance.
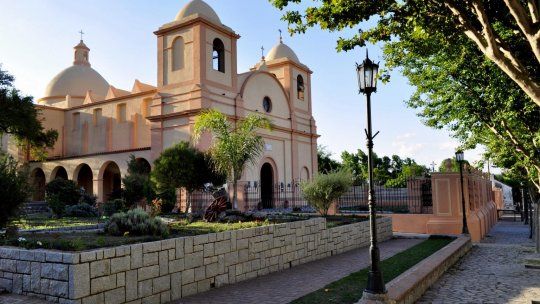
[174,238,422,304]
[419,217,540,304]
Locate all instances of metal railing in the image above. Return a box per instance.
[243,178,433,214]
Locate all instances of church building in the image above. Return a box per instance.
[5,0,318,208]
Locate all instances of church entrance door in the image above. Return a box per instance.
[260,163,274,209]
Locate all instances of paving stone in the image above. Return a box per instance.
[418,217,540,304]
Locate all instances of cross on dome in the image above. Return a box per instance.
[79,30,85,41]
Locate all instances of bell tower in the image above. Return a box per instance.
[154,0,239,91]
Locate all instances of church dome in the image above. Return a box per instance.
[175,0,221,24]
[266,41,300,63]
[44,65,109,98]
[42,40,109,99]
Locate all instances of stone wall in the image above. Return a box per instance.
[387,236,472,304]
[0,217,392,304]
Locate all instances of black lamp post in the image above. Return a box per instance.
[455,150,469,234]
[357,50,386,298]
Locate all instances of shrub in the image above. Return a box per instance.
[301,171,353,217]
[45,179,80,206]
[0,152,29,228]
[65,203,98,217]
[102,199,128,216]
[105,208,168,237]
[79,193,97,206]
[47,194,66,217]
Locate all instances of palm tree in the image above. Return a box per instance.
[193,109,271,209]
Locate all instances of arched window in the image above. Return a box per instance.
[263,96,272,113]
[297,75,305,100]
[212,38,225,73]
[172,37,184,71]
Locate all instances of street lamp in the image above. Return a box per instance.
[455,150,469,234]
[357,50,387,300]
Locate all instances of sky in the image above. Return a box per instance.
[0,0,494,172]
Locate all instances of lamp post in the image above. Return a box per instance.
[357,50,387,300]
[455,150,469,234]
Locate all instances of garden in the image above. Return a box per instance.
[1,110,368,253]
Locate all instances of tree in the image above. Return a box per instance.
[0,67,57,159]
[193,109,271,209]
[151,141,224,212]
[301,170,353,216]
[382,19,540,191]
[340,149,428,186]
[0,151,29,228]
[317,145,341,173]
[271,0,540,107]
[122,155,154,207]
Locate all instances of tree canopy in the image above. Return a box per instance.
[151,141,224,194]
[271,0,540,107]
[317,145,341,173]
[341,149,429,187]
[0,66,57,159]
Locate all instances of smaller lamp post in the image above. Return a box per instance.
[455,150,469,234]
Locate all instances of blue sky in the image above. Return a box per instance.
[0,0,490,171]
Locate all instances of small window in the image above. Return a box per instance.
[263,96,272,113]
[72,112,80,130]
[142,99,152,118]
[117,103,127,123]
[297,75,305,100]
[172,37,184,71]
[212,38,225,73]
[93,108,102,126]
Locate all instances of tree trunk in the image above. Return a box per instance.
[184,191,192,213]
[232,179,238,209]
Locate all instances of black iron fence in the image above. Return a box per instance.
[243,178,433,214]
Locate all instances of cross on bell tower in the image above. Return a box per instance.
[79,30,85,41]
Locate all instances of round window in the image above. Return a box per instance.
[263,97,272,113]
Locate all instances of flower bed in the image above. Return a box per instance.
[0,217,392,303]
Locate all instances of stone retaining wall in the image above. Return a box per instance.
[386,235,472,304]
[0,217,392,304]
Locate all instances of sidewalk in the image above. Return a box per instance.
[174,238,422,304]
[418,217,540,304]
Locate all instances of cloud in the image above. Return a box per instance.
[438,141,458,150]
[391,133,425,156]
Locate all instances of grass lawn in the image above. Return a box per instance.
[291,236,454,304]
[12,216,105,230]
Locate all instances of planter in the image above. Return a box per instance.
[0,217,392,303]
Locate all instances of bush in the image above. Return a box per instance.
[65,203,98,218]
[105,209,168,237]
[47,194,66,217]
[301,171,353,216]
[102,199,128,216]
[79,193,97,206]
[0,153,29,228]
[45,179,80,206]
